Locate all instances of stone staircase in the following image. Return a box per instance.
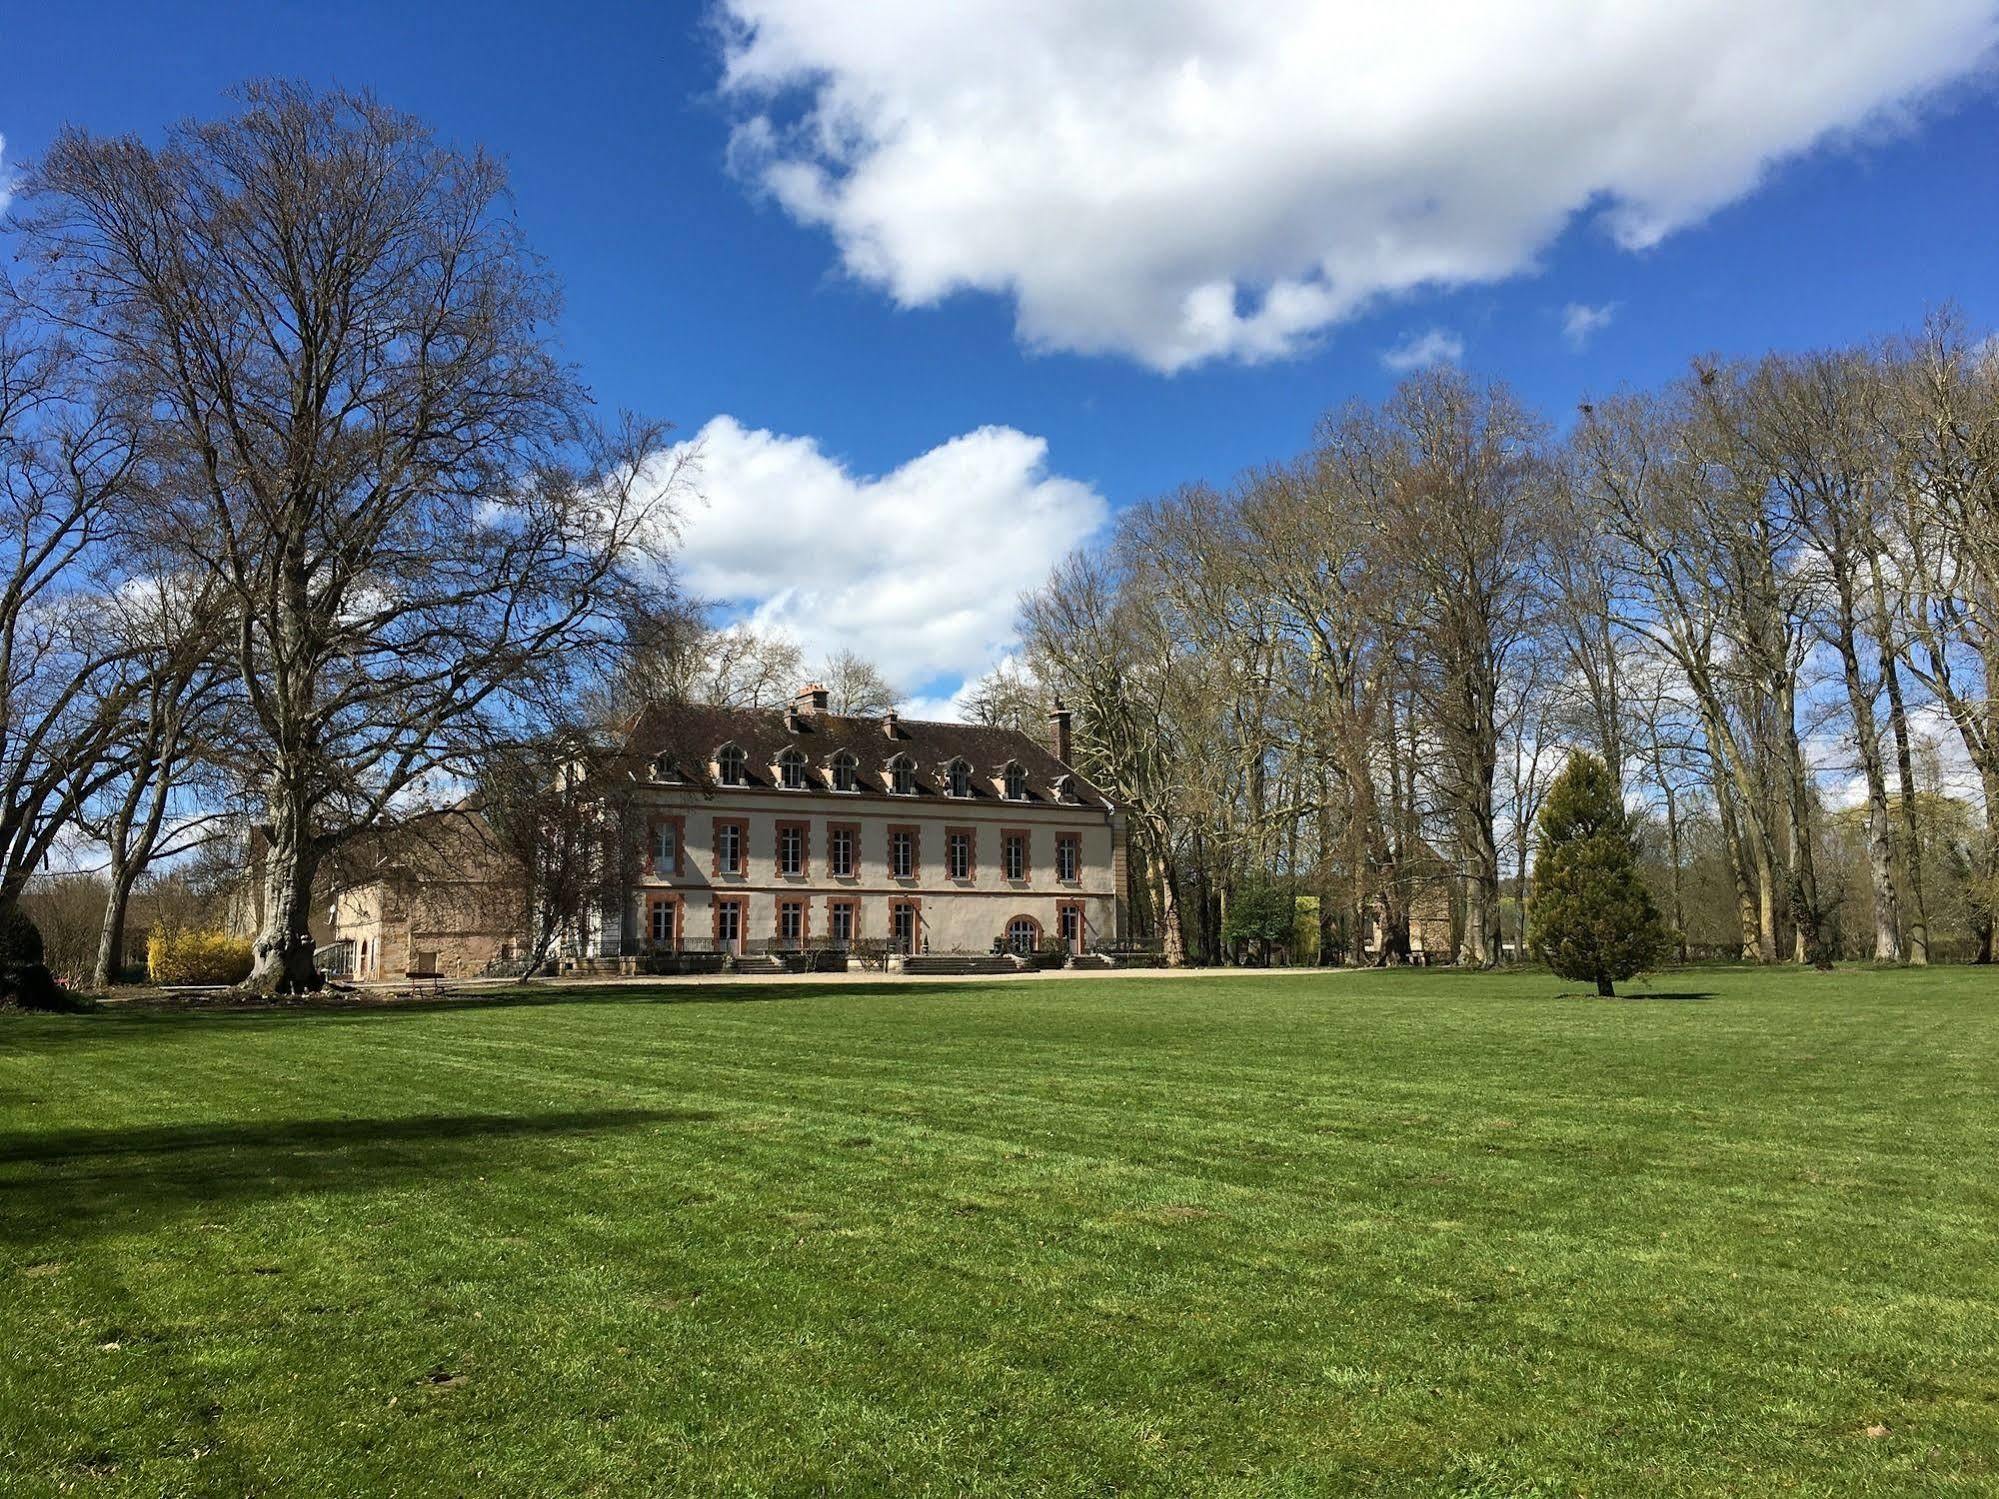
[897,954,1024,977]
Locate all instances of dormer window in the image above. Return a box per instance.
[1003,762,1028,801]
[650,753,682,784]
[1053,774,1076,803]
[778,747,807,790]
[886,753,915,796]
[830,751,858,793]
[716,744,746,787]
[947,759,972,798]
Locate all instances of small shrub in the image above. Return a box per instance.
[147,928,255,986]
[0,903,63,1009]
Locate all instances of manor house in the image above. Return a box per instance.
[601,687,1126,963]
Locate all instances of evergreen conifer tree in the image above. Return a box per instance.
[1529,753,1667,996]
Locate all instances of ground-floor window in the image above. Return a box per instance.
[778,899,804,947]
[649,897,677,949]
[715,898,744,953]
[1006,916,1040,954]
[1058,904,1081,954]
[891,901,918,955]
[828,900,856,947]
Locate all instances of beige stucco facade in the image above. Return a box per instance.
[326,808,520,979]
[612,786,1122,958]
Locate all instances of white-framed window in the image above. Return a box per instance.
[1053,774,1075,802]
[947,759,971,798]
[778,900,804,945]
[717,821,743,874]
[1003,831,1026,881]
[1007,917,1038,954]
[778,823,804,876]
[829,902,855,946]
[716,744,747,786]
[891,829,914,879]
[717,898,744,952]
[649,899,677,946]
[831,752,858,792]
[1057,834,1079,882]
[654,822,678,871]
[829,825,856,878]
[948,830,971,880]
[778,747,807,789]
[1003,763,1028,801]
[887,754,915,795]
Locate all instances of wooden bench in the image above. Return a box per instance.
[402,969,450,1000]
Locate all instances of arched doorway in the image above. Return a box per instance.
[1004,914,1042,955]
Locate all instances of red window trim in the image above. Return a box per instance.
[646,892,684,950]
[945,824,977,882]
[826,821,861,879]
[1055,898,1086,953]
[646,814,688,877]
[775,818,810,879]
[711,894,747,947]
[1001,826,1031,883]
[889,895,923,954]
[775,896,810,943]
[887,822,920,881]
[1056,832,1082,885]
[712,817,749,877]
[825,896,861,941]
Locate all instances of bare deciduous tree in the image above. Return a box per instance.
[20,83,685,991]
[817,649,901,716]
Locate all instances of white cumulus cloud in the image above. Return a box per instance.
[717,0,1998,371]
[664,417,1106,701]
[1562,302,1618,350]
[0,135,13,220]
[1381,327,1464,371]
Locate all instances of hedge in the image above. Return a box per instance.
[147,928,255,986]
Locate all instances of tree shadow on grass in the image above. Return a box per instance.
[0,1108,710,1247]
[15,980,1019,1038]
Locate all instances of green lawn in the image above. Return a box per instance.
[3,967,1996,1496]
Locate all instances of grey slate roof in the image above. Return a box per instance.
[617,702,1110,811]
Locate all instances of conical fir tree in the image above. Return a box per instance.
[1528,752,1668,997]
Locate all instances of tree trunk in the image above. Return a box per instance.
[1660,774,1687,964]
[1879,636,1929,965]
[1976,763,1999,966]
[1715,776,1762,961]
[248,819,325,993]
[92,870,136,990]
[1827,581,1901,961]
[1778,681,1826,966]
[1596,974,1616,998]
[1150,843,1187,968]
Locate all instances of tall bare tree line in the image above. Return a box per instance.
[1004,331,1999,968]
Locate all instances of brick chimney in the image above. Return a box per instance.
[1048,697,1073,765]
[882,707,901,738]
[792,682,830,717]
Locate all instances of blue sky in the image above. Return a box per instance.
[3,1,1996,712]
